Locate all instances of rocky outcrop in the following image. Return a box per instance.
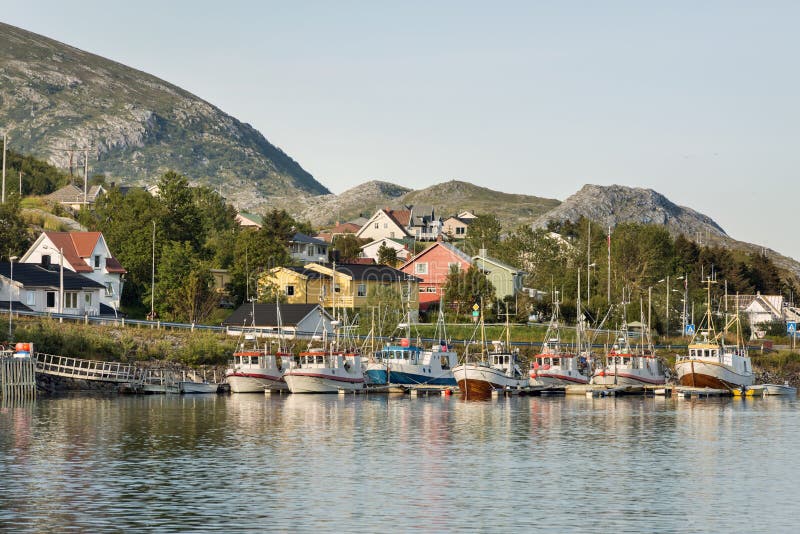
[0,22,329,204]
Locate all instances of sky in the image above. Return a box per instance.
[4,1,799,259]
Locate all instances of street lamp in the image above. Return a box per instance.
[656,275,684,335]
[9,255,17,338]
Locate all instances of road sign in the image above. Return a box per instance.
[685,324,695,336]
[472,303,480,311]
[472,310,480,317]
[787,321,797,335]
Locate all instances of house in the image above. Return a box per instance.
[222,303,334,339]
[409,205,442,241]
[290,233,329,264]
[315,221,363,243]
[400,241,473,311]
[442,216,472,239]
[360,238,411,264]
[235,212,263,228]
[355,208,412,241]
[726,293,800,329]
[0,262,107,316]
[473,251,525,300]
[20,231,127,312]
[47,184,106,210]
[261,262,420,314]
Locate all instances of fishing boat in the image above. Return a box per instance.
[365,306,458,386]
[453,304,527,398]
[591,328,667,386]
[225,299,290,393]
[283,348,365,393]
[530,291,591,386]
[763,383,797,396]
[179,381,219,394]
[283,311,366,393]
[675,278,754,389]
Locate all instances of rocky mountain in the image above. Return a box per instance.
[273,179,561,228]
[0,22,329,205]
[535,184,800,277]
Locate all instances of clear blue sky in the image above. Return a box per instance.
[4,1,799,260]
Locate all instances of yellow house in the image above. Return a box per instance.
[260,262,420,311]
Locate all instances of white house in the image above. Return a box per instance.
[290,233,329,264]
[355,208,412,241]
[20,231,127,313]
[360,238,411,263]
[0,262,106,316]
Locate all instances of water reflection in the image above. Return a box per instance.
[0,394,798,532]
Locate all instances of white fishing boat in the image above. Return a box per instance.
[225,348,288,393]
[675,278,754,389]
[530,292,591,386]
[453,305,527,398]
[225,299,290,393]
[763,383,797,396]
[283,348,365,393]
[179,381,219,394]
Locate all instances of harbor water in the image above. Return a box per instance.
[1,393,798,532]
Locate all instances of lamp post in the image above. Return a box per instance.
[9,255,17,338]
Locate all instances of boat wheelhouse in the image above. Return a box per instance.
[225,349,288,393]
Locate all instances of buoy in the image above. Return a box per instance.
[400,338,410,347]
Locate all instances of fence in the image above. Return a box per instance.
[1,356,37,400]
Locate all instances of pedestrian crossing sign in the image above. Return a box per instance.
[788,322,797,335]
[685,324,695,336]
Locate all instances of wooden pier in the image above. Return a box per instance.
[1,356,37,401]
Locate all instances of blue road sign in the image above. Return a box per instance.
[787,321,797,335]
[685,324,695,336]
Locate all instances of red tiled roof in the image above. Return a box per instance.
[105,257,127,274]
[386,209,411,228]
[44,232,93,272]
[330,222,361,234]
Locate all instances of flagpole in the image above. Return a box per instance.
[607,226,611,304]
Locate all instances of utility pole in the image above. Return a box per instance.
[665,275,670,336]
[2,133,7,203]
[151,220,156,319]
[607,226,611,304]
[83,149,88,205]
[586,223,591,305]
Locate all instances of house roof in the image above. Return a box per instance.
[348,217,369,227]
[0,263,105,290]
[386,209,411,228]
[473,255,524,274]
[291,233,328,246]
[330,222,362,234]
[236,212,263,227]
[38,231,127,274]
[222,303,330,327]
[47,184,104,204]
[359,237,408,250]
[282,263,420,283]
[400,241,472,269]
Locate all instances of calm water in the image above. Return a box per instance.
[1,392,798,533]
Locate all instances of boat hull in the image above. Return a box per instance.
[284,372,365,393]
[365,366,456,386]
[530,373,589,386]
[675,360,754,389]
[179,382,218,394]
[590,371,665,386]
[763,384,797,396]
[453,365,527,399]
[226,373,287,393]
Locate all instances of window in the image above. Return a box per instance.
[64,292,78,309]
[46,292,55,308]
[41,254,51,267]
[26,291,35,306]
[357,284,366,297]
[456,227,466,235]
[317,246,326,255]
[105,282,114,296]
[85,293,92,307]
[448,262,461,272]
[374,223,379,229]
[94,255,101,268]
[286,285,295,296]
[334,284,341,293]
[415,263,428,275]
[389,232,395,238]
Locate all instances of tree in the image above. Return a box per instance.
[443,264,496,320]
[463,214,503,255]
[158,171,202,248]
[331,234,364,262]
[364,285,404,337]
[377,243,399,266]
[154,241,219,323]
[0,196,32,259]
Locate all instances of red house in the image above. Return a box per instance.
[400,241,472,311]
